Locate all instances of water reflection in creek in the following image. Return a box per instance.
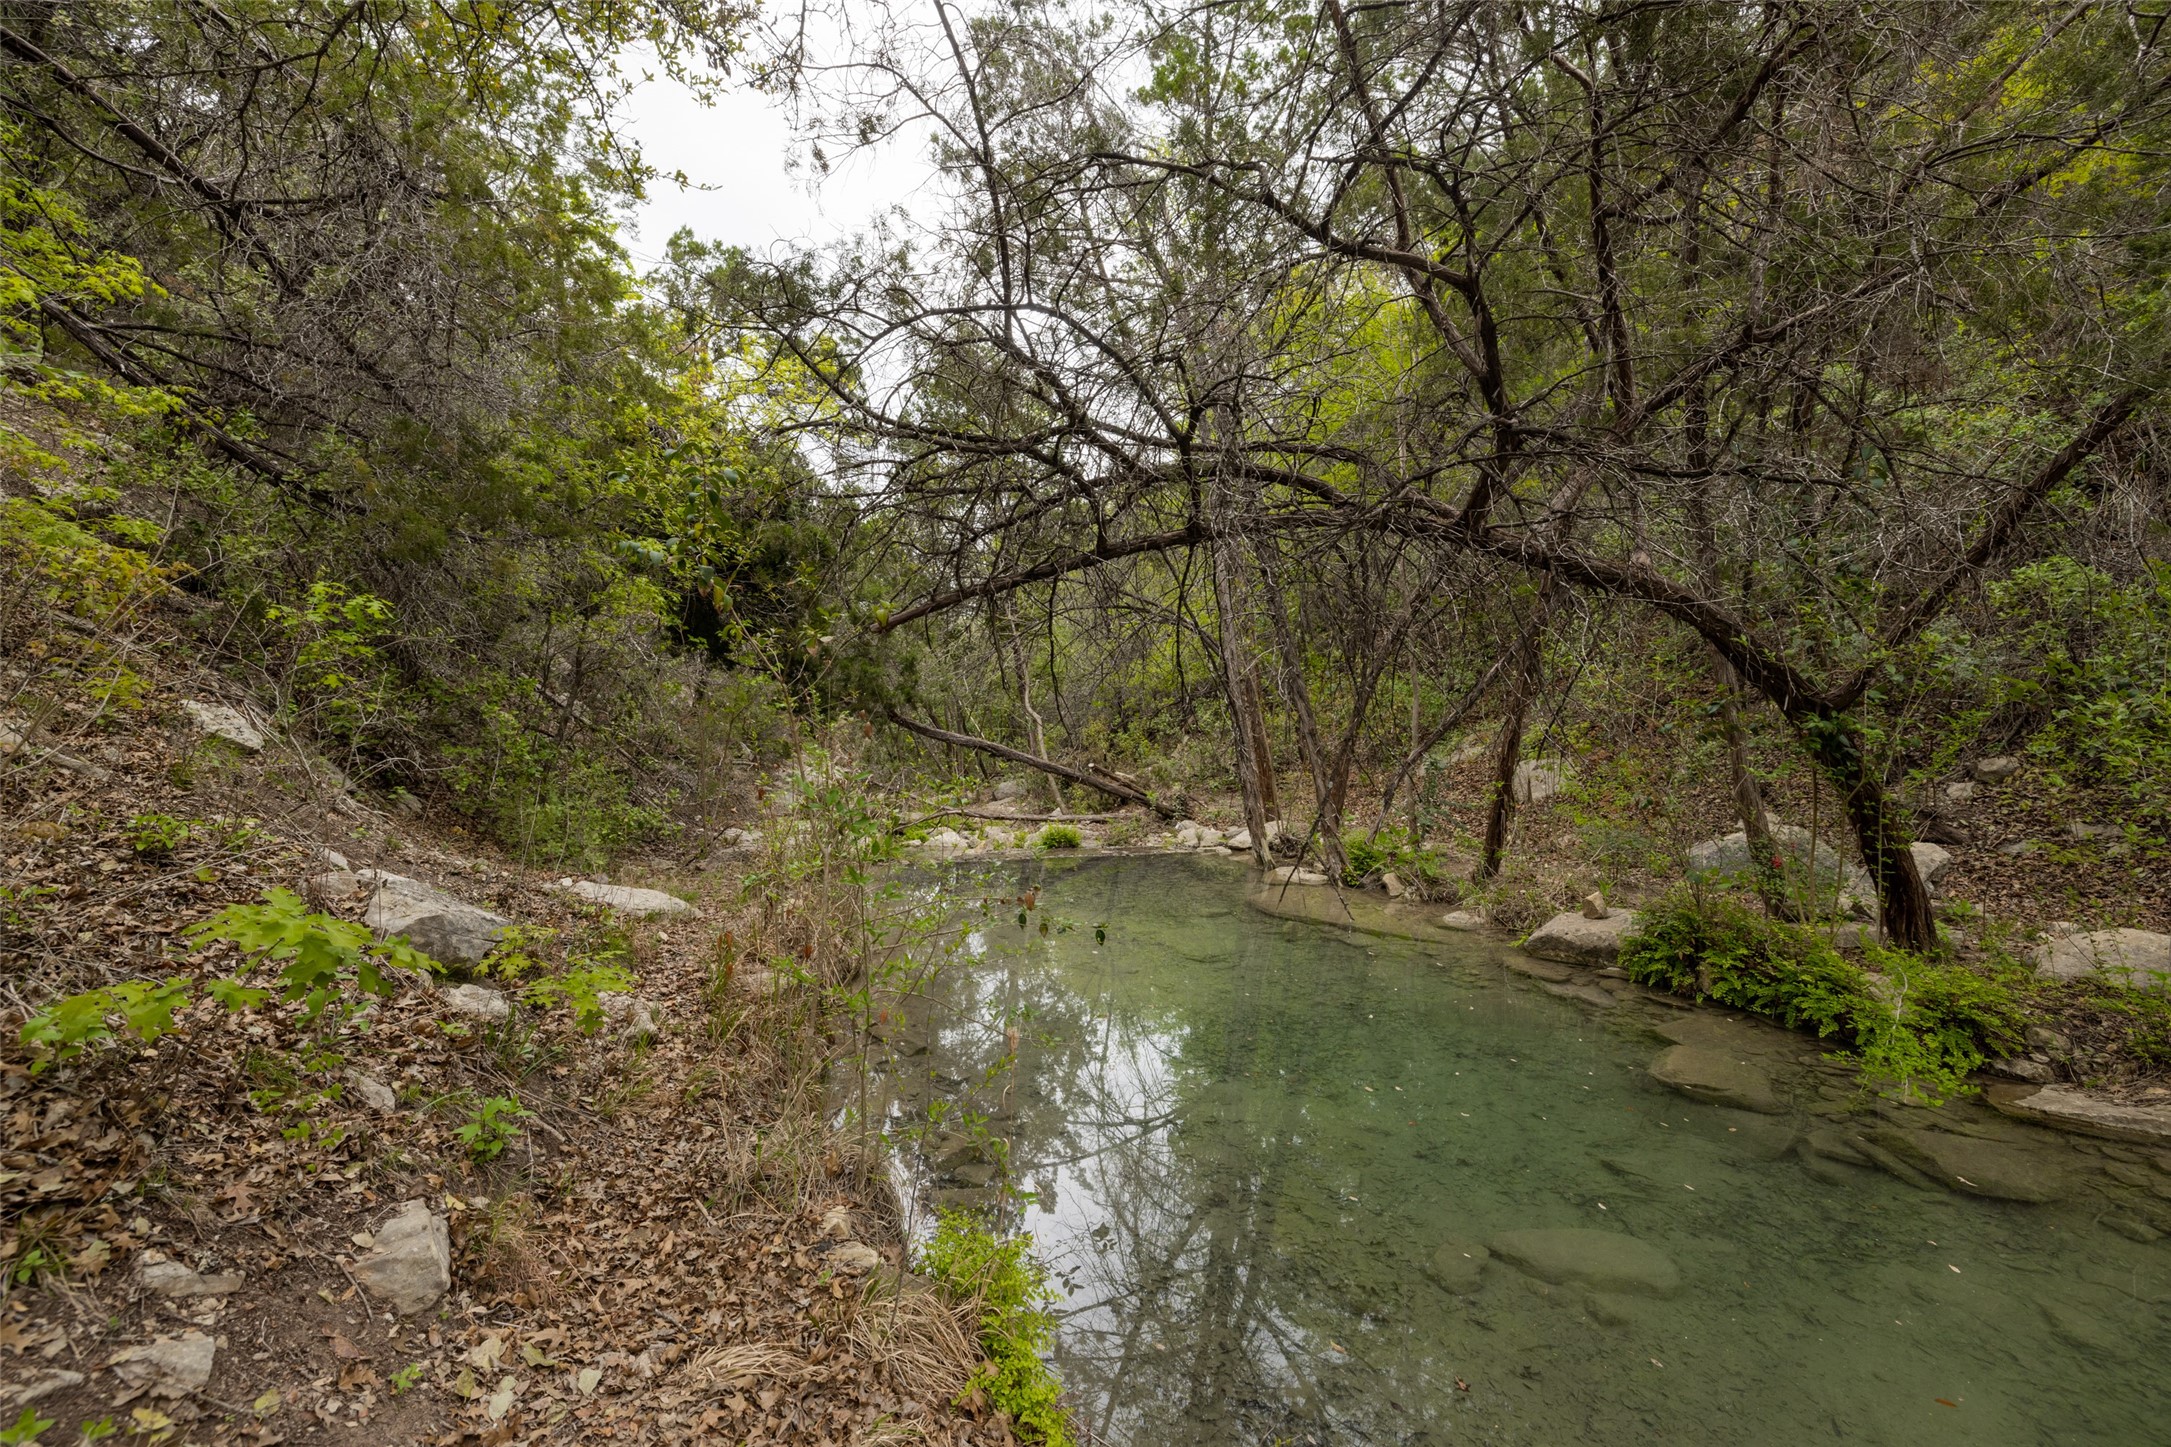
[875,854,2171,1445]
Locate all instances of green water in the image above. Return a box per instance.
[881,854,2171,1445]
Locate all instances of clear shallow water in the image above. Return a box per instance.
[879,854,2171,1446]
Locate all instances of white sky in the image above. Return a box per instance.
[614,48,940,263]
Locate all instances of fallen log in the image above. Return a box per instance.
[884,711,1177,817]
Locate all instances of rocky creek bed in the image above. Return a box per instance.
[876,853,2171,1446]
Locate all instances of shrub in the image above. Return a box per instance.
[1033,824,1082,851]
[19,888,439,1070]
[1340,827,1442,887]
[1619,894,2025,1102]
[455,1094,533,1162]
[918,1213,1072,1446]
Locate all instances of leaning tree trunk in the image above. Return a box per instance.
[1792,710,1936,951]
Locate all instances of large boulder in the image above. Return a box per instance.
[1521,909,1641,967]
[551,880,694,917]
[1688,823,1872,908]
[1909,841,1953,888]
[1649,1045,1783,1114]
[2032,928,2171,991]
[1488,1229,1679,1297]
[351,1199,452,1315]
[360,870,510,964]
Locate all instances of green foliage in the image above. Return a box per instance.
[455,1094,534,1162]
[0,497,170,625]
[1620,895,2024,1102]
[390,1363,426,1395]
[1032,824,1082,851]
[125,812,192,859]
[0,1407,54,1445]
[18,889,439,1071]
[267,582,402,754]
[481,925,637,1032]
[187,888,437,1018]
[1985,558,2171,828]
[18,978,197,1073]
[918,1213,1073,1447]
[1340,827,1440,887]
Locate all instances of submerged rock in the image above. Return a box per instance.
[1440,911,1486,931]
[1426,1240,1490,1295]
[1488,1228,1680,1298]
[1649,1045,1783,1113]
[1521,909,1641,967]
[1864,1126,2067,1202]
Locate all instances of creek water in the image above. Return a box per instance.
[876,853,2170,1445]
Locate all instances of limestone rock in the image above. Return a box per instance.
[1688,823,1871,906]
[992,779,1029,801]
[1440,911,1485,932]
[1488,1229,1679,1297]
[827,1241,884,1276]
[2032,929,2171,991]
[1521,909,1642,967]
[306,868,361,906]
[1542,981,1617,1008]
[1970,755,2022,783]
[1909,842,1953,888]
[1944,780,1977,803]
[441,983,509,1022]
[1381,873,1406,899]
[551,880,694,917]
[1989,1057,2054,1084]
[1865,1127,2066,1202]
[598,991,661,1042]
[343,1069,398,1112]
[1582,890,1608,920]
[181,699,266,752]
[12,1367,83,1405]
[351,1199,451,1315]
[1989,1084,2171,1145]
[359,870,510,964]
[1425,1239,1490,1294]
[109,1333,216,1395]
[1227,828,1252,851]
[1512,757,1572,805]
[1264,865,1329,886]
[134,1252,244,1298]
[1649,1044,1783,1113]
